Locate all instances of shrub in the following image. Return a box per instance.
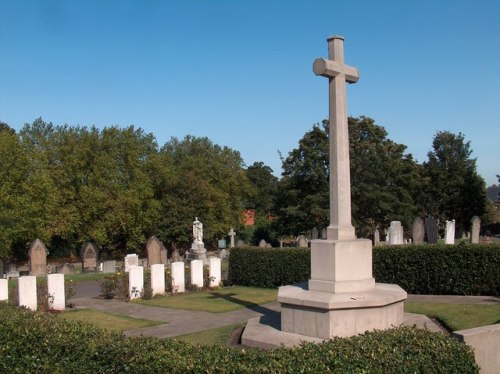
[99,272,129,299]
[0,303,478,373]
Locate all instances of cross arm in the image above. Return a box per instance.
[313,58,359,83]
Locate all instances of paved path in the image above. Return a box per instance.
[71,281,499,339]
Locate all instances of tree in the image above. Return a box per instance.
[422,131,487,235]
[245,161,278,215]
[274,117,421,237]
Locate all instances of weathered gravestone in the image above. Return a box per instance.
[56,263,73,275]
[389,221,404,245]
[236,240,245,248]
[296,235,308,248]
[147,236,166,267]
[425,216,439,244]
[373,229,380,246]
[412,217,425,244]
[445,219,455,244]
[320,228,327,239]
[258,239,267,248]
[470,216,480,244]
[29,239,47,276]
[81,242,98,272]
[102,260,116,274]
[124,254,139,272]
[0,259,3,277]
[311,227,319,240]
[228,228,236,248]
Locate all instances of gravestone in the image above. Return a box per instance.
[219,248,229,260]
[425,216,439,244]
[228,228,236,248]
[18,276,37,311]
[48,273,65,310]
[190,260,204,288]
[187,217,208,263]
[0,279,7,301]
[389,221,404,245]
[0,259,3,277]
[470,216,480,244]
[218,239,227,249]
[320,228,327,239]
[171,262,185,293]
[412,217,425,244]
[171,243,181,263]
[81,242,98,273]
[311,227,319,240]
[147,236,166,267]
[29,239,47,276]
[236,240,245,248]
[124,254,139,272]
[56,263,73,275]
[209,258,221,288]
[276,35,406,341]
[102,260,116,274]
[258,239,267,248]
[128,266,144,300]
[445,219,455,244]
[150,264,165,296]
[373,229,380,246]
[296,235,308,248]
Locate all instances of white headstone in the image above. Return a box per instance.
[128,266,144,300]
[18,275,37,311]
[296,235,308,247]
[47,273,65,310]
[258,239,267,248]
[470,216,480,244]
[150,264,165,296]
[228,228,236,248]
[190,260,204,288]
[171,262,185,293]
[209,257,221,288]
[389,221,404,245]
[445,220,455,244]
[102,260,116,274]
[124,254,139,272]
[0,279,8,301]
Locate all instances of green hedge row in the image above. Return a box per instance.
[228,244,500,295]
[0,303,478,373]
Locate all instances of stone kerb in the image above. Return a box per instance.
[18,276,37,311]
[209,258,221,287]
[128,266,144,300]
[0,279,8,301]
[190,260,204,288]
[48,273,65,310]
[171,262,185,293]
[150,264,165,296]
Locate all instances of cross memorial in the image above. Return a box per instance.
[228,228,236,248]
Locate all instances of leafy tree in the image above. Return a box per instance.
[245,161,278,214]
[274,117,421,237]
[422,131,487,235]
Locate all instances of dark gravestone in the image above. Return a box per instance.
[81,242,98,272]
[0,258,3,276]
[311,227,319,240]
[29,239,47,276]
[425,217,439,244]
[147,236,166,267]
[412,217,425,244]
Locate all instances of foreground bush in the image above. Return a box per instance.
[228,244,500,295]
[0,303,478,373]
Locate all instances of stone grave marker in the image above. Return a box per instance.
[147,236,166,267]
[171,262,185,293]
[389,221,404,245]
[171,243,181,263]
[425,216,439,244]
[29,239,47,276]
[191,260,204,288]
[102,260,116,274]
[124,254,139,272]
[56,263,73,275]
[18,275,37,311]
[445,219,455,244]
[412,217,425,244]
[0,258,3,277]
[236,240,245,248]
[128,266,144,300]
[218,239,227,249]
[0,279,7,301]
[48,273,65,310]
[311,227,319,240]
[81,242,98,272]
[209,258,221,287]
[320,228,327,239]
[258,239,267,248]
[296,235,308,247]
[373,229,380,246]
[471,216,480,244]
[187,217,207,263]
[228,228,236,248]
[219,248,229,260]
[150,264,165,296]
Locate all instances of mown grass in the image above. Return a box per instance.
[173,323,244,346]
[134,286,278,313]
[405,302,500,331]
[59,308,164,332]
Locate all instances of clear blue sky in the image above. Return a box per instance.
[1,1,499,186]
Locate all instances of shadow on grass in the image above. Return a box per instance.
[208,292,280,329]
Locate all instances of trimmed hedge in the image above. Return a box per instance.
[228,244,500,295]
[0,303,478,373]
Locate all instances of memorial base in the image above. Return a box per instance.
[186,243,208,264]
[278,282,406,339]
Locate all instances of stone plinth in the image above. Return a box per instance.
[278,282,406,339]
[186,243,208,263]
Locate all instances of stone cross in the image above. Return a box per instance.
[228,228,236,248]
[313,36,359,241]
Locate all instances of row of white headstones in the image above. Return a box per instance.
[0,258,222,309]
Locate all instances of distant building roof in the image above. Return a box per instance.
[486,185,500,203]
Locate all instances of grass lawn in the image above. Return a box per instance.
[59,308,164,332]
[173,323,243,346]
[134,286,278,313]
[65,272,107,282]
[405,302,500,331]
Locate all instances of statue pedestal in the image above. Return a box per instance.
[277,239,406,339]
[186,242,208,263]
